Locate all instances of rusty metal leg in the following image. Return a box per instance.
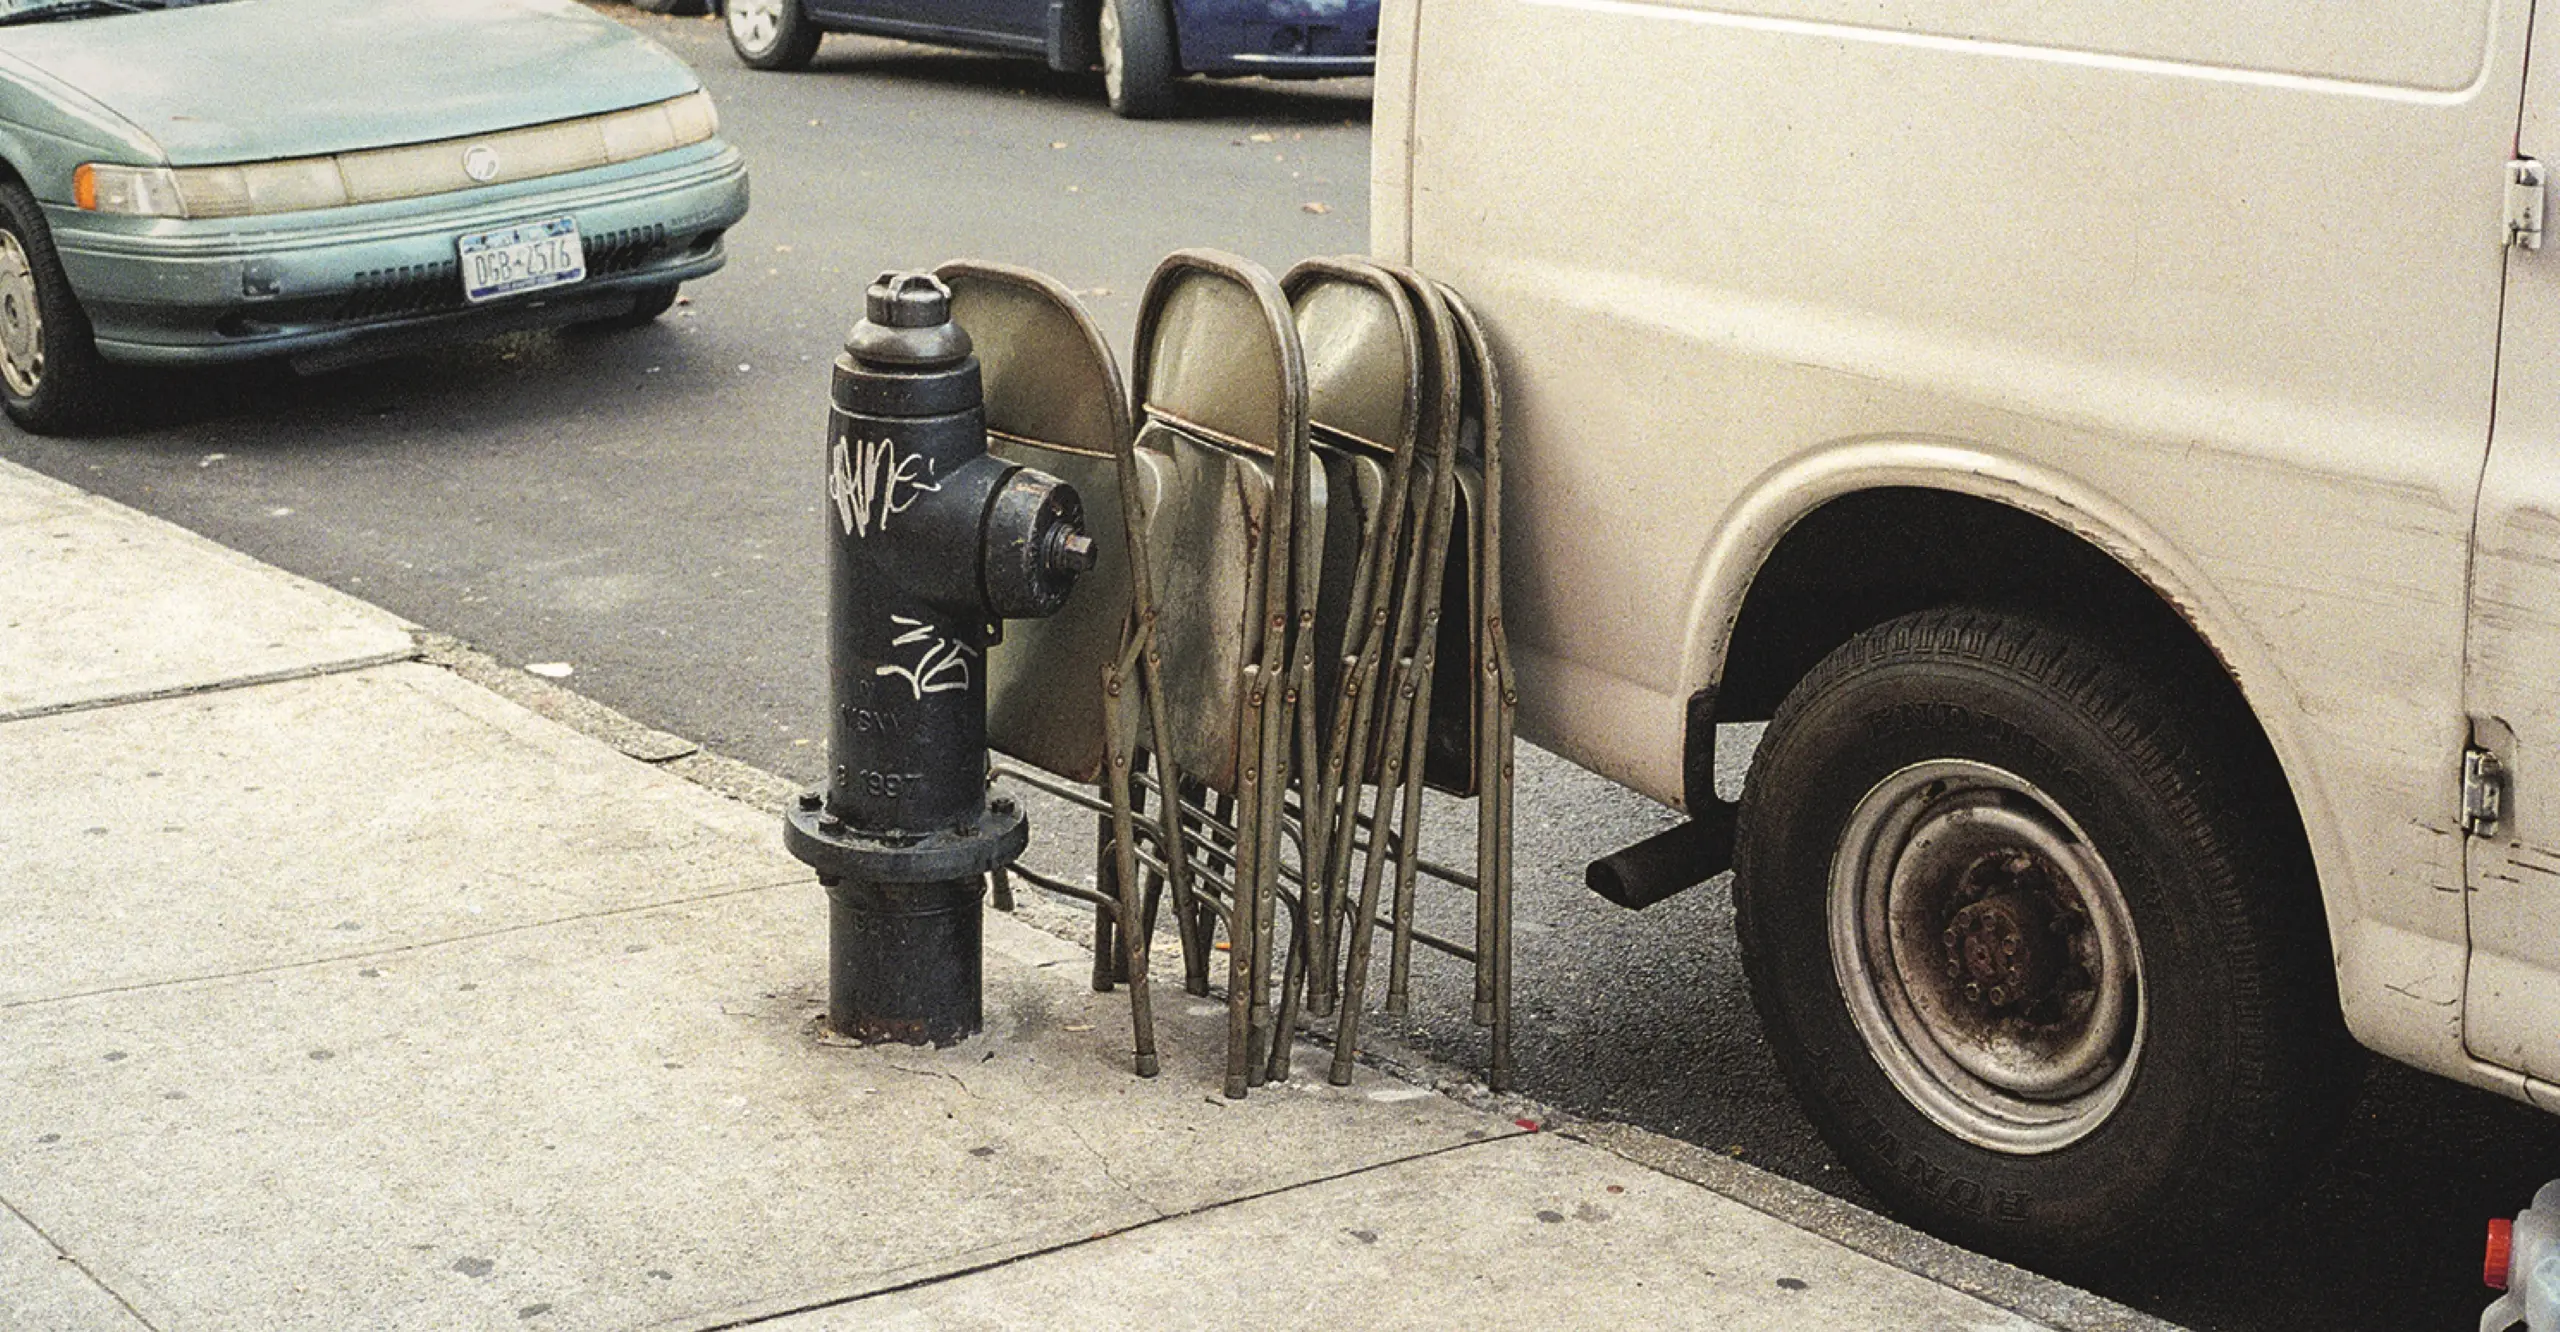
[1489,698,1516,1091]
[1330,655,1423,1085]
[1091,887,1119,993]
[991,866,1016,914]
[1224,666,1269,1099]
[1102,690,1160,1077]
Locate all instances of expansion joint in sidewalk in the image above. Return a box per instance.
[0,649,421,728]
[690,1131,1534,1332]
[2,1193,161,1331]
[0,876,808,1013]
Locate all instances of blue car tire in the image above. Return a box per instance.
[0,181,112,436]
[1099,0,1177,119]
[726,0,822,71]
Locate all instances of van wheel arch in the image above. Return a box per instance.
[1709,487,2361,1266]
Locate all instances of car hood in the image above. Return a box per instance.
[0,0,701,166]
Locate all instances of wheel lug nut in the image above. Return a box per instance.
[1964,982,1982,1002]
[1988,986,2008,1005]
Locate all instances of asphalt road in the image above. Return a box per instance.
[8,9,2559,1330]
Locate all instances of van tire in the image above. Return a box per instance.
[1732,607,2360,1272]
[1098,0,1178,119]
[726,0,821,70]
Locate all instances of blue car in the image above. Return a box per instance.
[718,0,1375,118]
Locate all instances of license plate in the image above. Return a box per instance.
[457,216,586,303]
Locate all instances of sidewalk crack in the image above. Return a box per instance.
[1056,1119,1161,1217]
[2,1193,161,1331]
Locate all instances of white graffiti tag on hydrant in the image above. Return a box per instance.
[830,435,940,539]
[876,615,976,699]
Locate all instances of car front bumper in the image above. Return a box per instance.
[49,141,749,369]
[1175,0,1375,76]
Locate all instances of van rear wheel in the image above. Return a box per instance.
[1732,608,2361,1272]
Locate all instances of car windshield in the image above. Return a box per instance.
[0,0,238,23]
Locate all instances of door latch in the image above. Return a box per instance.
[2509,159,2546,251]
[2463,745,2508,837]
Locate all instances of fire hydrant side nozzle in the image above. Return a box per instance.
[784,271,1090,1047]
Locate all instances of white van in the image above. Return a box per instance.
[1373,0,2560,1268]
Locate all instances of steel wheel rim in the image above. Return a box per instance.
[0,231,43,400]
[1098,0,1124,103]
[728,0,781,52]
[1827,759,2144,1154]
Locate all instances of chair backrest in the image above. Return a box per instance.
[1425,282,1509,799]
[938,260,1137,785]
[1283,257,1423,766]
[1128,251,1312,795]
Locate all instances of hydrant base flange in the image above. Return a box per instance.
[784,796,1030,884]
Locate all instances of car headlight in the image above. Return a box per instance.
[72,164,187,217]
[71,90,723,221]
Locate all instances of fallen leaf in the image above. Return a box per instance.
[1249,131,1276,143]
[1050,140,1068,149]
[526,662,573,679]
[1302,201,1331,215]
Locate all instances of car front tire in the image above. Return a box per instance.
[0,181,111,436]
[726,0,820,70]
[1098,0,1178,119]
[1732,607,2362,1273]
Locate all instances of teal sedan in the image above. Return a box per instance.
[0,0,751,434]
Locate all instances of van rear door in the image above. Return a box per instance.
[2465,2,2560,1097]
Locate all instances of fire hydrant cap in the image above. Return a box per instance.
[2490,1217,2514,1290]
[844,272,973,373]
[868,271,950,328]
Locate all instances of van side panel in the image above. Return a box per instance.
[1400,0,2522,1079]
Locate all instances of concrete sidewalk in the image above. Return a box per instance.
[0,457,2168,1332]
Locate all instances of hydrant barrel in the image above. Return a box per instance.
[824,275,996,837]
[784,271,1090,1047]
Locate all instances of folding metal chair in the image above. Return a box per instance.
[939,260,1186,1078]
[1121,249,1320,1098]
[1321,265,1516,1091]
[1257,258,1427,1080]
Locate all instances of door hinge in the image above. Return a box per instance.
[2463,746,2508,837]
[2510,159,2547,251]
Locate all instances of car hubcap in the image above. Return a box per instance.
[1099,0,1124,101]
[0,232,44,399]
[729,0,781,51]
[1828,759,2144,1154]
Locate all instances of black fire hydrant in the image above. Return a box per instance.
[785,271,1092,1046]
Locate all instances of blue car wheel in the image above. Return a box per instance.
[727,0,822,70]
[1099,0,1177,118]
